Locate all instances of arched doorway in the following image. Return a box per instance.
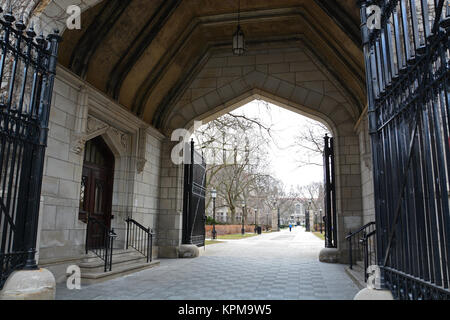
[79,136,115,246]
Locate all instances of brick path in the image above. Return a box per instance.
[56,227,359,300]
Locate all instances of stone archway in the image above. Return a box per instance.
[157,44,363,261]
[27,0,369,263]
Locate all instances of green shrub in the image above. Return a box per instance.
[206,216,226,225]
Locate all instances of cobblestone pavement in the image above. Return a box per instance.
[56,227,359,300]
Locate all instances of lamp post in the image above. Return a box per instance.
[305,200,311,232]
[211,189,217,240]
[320,209,323,234]
[254,209,258,233]
[274,200,280,232]
[241,204,245,235]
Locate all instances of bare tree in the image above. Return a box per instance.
[292,119,330,168]
[296,182,325,214]
[0,1,39,23]
[194,102,275,224]
[195,100,329,225]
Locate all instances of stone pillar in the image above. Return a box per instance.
[271,209,278,231]
[0,269,56,300]
[157,139,183,258]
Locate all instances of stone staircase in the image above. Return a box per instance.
[80,249,159,284]
[345,260,366,290]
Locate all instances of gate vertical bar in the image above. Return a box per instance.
[0,5,61,289]
[358,0,450,298]
[323,134,332,248]
[358,0,387,289]
[330,136,337,247]
[23,31,61,269]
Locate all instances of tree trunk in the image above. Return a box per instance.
[230,207,236,225]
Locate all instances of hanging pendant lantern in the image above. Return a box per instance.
[232,0,245,55]
[232,25,245,55]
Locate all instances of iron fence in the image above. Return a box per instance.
[0,7,60,289]
[182,140,206,247]
[323,134,337,248]
[359,0,450,299]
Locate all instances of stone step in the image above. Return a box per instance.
[80,252,149,273]
[81,260,160,285]
[82,249,141,263]
[345,263,366,290]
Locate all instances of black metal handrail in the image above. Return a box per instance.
[125,217,153,263]
[346,222,376,281]
[85,216,116,272]
[361,229,376,282]
[345,221,376,240]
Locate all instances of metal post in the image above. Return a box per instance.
[363,236,369,281]
[104,229,108,272]
[212,197,217,240]
[277,206,280,231]
[23,31,61,270]
[147,227,151,263]
[305,210,310,232]
[126,218,130,249]
[348,231,353,270]
[150,230,153,262]
[241,206,245,235]
[85,218,90,254]
[109,229,115,272]
[320,210,323,234]
[330,137,337,247]
[254,209,257,233]
[324,134,333,247]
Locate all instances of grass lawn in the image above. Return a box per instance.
[217,233,259,240]
[313,232,325,240]
[205,240,225,245]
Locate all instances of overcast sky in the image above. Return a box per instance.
[198,100,327,191]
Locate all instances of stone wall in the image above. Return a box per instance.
[37,66,163,262]
[205,225,257,238]
[356,113,375,226]
[156,140,183,252]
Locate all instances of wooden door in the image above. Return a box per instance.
[79,136,114,247]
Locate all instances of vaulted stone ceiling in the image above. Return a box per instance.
[58,0,364,127]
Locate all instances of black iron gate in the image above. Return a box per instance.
[359,0,450,299]
[0,8,60,289]
[323,134,337,248]
[182,140,206,247]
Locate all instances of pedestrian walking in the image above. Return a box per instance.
[289,223,292,232]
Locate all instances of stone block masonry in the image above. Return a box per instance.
[38,66,164,269]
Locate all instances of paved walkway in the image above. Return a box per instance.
[56,227,359,300]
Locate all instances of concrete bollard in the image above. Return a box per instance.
[178,245,200,258]
[354,288,394,300]
[0,268,56,300]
